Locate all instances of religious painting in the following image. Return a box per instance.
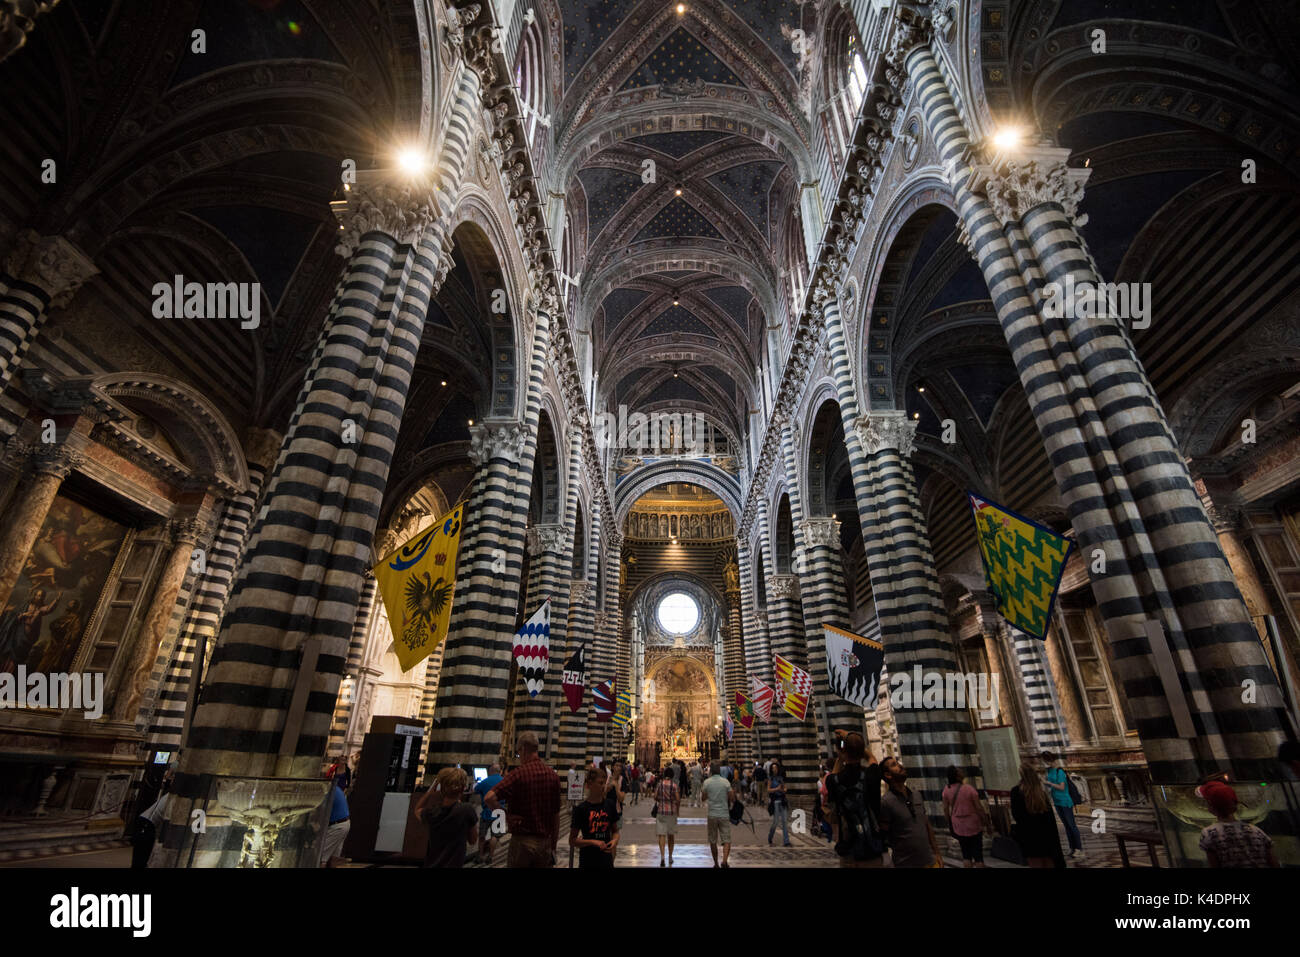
[0,495,128,675]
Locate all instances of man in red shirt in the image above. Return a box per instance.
[485,731,561,867]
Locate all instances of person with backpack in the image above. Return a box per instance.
[1041,751,1083,860]
[824,732,888,867]
[753,759,767,805]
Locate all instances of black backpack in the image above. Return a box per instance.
[833,768,886,861]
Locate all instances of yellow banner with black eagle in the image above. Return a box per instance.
[373,505,465,672]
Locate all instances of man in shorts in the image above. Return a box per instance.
[700,761,736,868]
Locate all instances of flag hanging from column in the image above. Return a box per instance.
[513,599,550,697]
[748,676,774,722]
[373,505,465,673]
[724,711,734,742]
[593,679,615,721]
[613,690,632,729]
[772,653,812,721]
[824,624,885,709]
[562,646,586,713]
[967,491,1073,640]
[733,691,755,731]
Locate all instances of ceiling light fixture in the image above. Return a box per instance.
[676,3,685,14]
[917,385,925,393]
[674,187,683,196]
[468,418,475,425]
[912,412,920,419]
[440,380,447,386]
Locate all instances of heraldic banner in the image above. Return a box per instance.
[824,624,885,710]
[967,492,1072,640]
[373,504,465,673]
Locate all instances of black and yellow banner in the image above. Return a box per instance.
[373,505,465,672]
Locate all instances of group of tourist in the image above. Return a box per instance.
[331,729,1291,870]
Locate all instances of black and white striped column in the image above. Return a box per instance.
[512,522,570,758]
[905,34,1287,781]
[324,574,376,760]
[0,231,97,390]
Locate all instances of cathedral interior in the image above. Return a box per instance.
[0,0,1298,874]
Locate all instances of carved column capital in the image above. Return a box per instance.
[853,410,917,457]
[3,230,98,307]
[799,518,841,549]
[527,523,567,557]
[243,427,283,473]
[767,574,800,600]
[468,418,527,465]
[167,517,212,547]
[332,177,447,257]
[970,145,1092,227]
[29,443,86,479]
[569,579,592,603]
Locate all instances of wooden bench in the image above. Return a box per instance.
[1114,829,1164,867]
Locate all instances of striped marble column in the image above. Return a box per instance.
[855,413,978,817]
[765,573,820,811]
[146,445,278,751]
[512,522,570,758]
[777,422,861,757]
[1006,618,1067,752]
[583,508,611,760]
[608,537,629,762]
[557,577,593,768]
[325,574,376,760]
[426,312,553,768]
[0,231,97,390]
[723,581,750,765]
[905,34,1286,781]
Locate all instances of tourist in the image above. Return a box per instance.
[326,754,350,792]
[753,759,767,806]
[767,758,791,846]
[824,733,887,867]
[569,766,620,869]
[1042,751,1083,860]
[416,766,478,868]
[689,758,704,807]
[472,762,504,866]
[1010,762,1063,868]
[319,779,351,868]
[484,731,560,868]
[607,760,627,816]
[878,756,943,868]
[1198,780,1279,867]
[654,763,681,866]
[701,760,736,868]
[942,765,989,868]
[629,762,641,804]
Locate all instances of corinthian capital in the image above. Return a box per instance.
[854,410,917,457]
[468,418,527,465]
[3,230,98,307]
[767,574,800,600]
[800,518,841,549]
[970,144,1092,227]
[527,523,567,557]
[332,177,446,257]
[29,443,86,479]
[168,517,212,547]
[569,579,592,604]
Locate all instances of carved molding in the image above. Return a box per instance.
[29,443,87,480]
[332,178,445,257]
[854,410,917,457]
[767,574,800,600]
[467,418,527,466]
[527,523,568,557]
[3,229,98,307]
[971,145,1092,227]
[799,518,841,548]
[570,579,592,603]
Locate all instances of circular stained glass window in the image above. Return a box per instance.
[657,591,700,635]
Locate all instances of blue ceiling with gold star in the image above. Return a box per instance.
[634,198,724,242]
[579,167,645,240]
[601,287,650,335]
[620,28,744,91]
[561,0,643,87]
[707,161,782,236]
[646,378,708,404]
[640,305,718,339]
[703,285,753,330]
[629,131,734,158]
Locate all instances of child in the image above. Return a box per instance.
[570,766,620,868]
[1197,780,1278,868]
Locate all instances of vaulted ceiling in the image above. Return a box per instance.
[555,0,812,444]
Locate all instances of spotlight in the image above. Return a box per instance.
[676,3,685,13]
[991,126,1022,152]
[440,380,447,386]
[912,412,920,419]
[917,384,925,393]
[468,418,475,425]
[397,147,429,175]
[673,299,679,306]
[674,187,683,196]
